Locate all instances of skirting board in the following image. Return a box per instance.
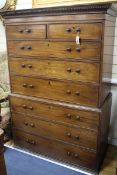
[111,78,117,85]
[108,138,117,146]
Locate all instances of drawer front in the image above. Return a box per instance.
[13,129,97,169]
[6,24,46,40]
[8,41,101,61]
[10,96,99,131]
[48,23,102,40]
[11,76,99,107]
[9,58,100,83]
[12,113,97,150]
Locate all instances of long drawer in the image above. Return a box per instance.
[9,58,100,83]
[10,76,99,107]
[48,23,102,40]
[7,41,101,60]
[13,129,97,169]
[12,112,97,150]
[10,95,99,131]
[6,24,46,40]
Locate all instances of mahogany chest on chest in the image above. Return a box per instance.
[3,3,117,172]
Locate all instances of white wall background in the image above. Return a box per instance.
[16,0,32,10]
[0,0,117,146]
[0,20,6,52]
[112,18,117,83]
[110,18,117,146]
[109,86,117,146]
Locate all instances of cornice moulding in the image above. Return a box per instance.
[1,3,117,18]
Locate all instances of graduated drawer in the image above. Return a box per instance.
[9,58,100,83]
[48,23,102,40]
[10,95,99,131]
[10,76,99,107]
[8,41,101,61]
[12,113,97,150]
[13,129,97,170]
[6,24,46,40]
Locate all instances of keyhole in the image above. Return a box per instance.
[48,81,51,85]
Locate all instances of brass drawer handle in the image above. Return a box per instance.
[31,140,36,145]
[66,28,71,32]
[67,152,79,158]
[22,105,27,109]
[24,122,28,126]
[66,114,80,120]
[76,28,81,32]
[24,121,35,128]
[22,84,34,88]
[75,136,79,140]
[66,113,72,118]
[66,90,71,94]
[48,81,51,85]
[67,133,71,138]
[22,83,27,88]
[22,105,34,110]
[74,153,79,158]
[29,85,34,88]
[26,139,29,143]
[27,46,32,50]
[20,46,25,50]
[26,139,36,145]
[76,116,80,120]
[21,64,32,68]
[28,65,32,68]
[30,123,35,127]
[66,48,71,52]
[18,29,24,33]
[28,106,33,110]
[25,29,31,33]
[67,151,71,156]
[20,46,32,50]
[75,91,80,96]
[21,64,26,68]
[67,68,72,73]
[75,69,80,74]
[76,48,81,52]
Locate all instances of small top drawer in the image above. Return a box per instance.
[48,23,102,40]
[6,24,46,40]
